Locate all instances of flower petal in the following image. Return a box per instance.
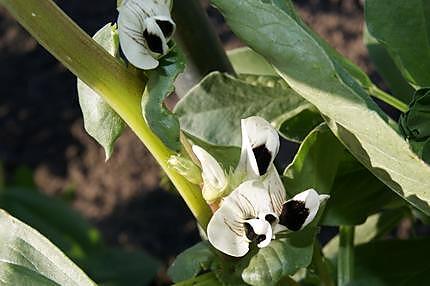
[117,0,175,69]
[192,145,228,203]
[117,1,159,69]
[279,189,326,231]
[207,180,274,256]
[237,116,280,178]
[263,165,287,216]
[244,218,273,248]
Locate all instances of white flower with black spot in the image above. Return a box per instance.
[117,0,175,69]
[192,116,280,203]
[208,177,329,257]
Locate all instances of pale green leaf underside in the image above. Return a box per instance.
[227,47,277,76]
[77,23,125,160]
[0,210,96,286]
[211,0,430,215]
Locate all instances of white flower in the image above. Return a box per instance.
[207,174,329,257]
[192,116,280,203]
[278,189,330,231]
[117,0,175,69]
[207,180,278,257]
[237,116,280,179]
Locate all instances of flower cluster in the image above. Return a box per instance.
[117,0,175,69]
[193,117,328,257]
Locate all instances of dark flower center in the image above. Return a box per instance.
[265,214,277,224]
[252,144,272,175]
[156,20,174,38]
[279,200,309,231]
[244,222,266,244]
[143,30,163,54]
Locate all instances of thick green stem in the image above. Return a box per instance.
[172,0,235,95]
[369,85,409,113]
[338,226,355,286]
[0,0,211,228]
[313,243,335,286]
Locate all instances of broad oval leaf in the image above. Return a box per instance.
[142,47,185,151]
[211,0,430,216]
[366,0,430,87]
[0,210,96,286]
[175,72,322,145]
[77,23,125,160]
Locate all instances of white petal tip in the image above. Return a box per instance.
[319,194,330,202]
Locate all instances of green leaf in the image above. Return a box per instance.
[348,238,430,285]
[321,167,399,226]
[211,0,430,215]
[0,188,160,286]
[399,88,430,164]
[77,23,125,160]
[282,124,398,226]
[168,241,215,283]
[323,210,406,259]
[363,28,414,103]
[79,248,160,286]
[142,47,185,151]
[0,209,96,286]
[0,188,101,254]
[242,227,317,286]
[184,132,240,170]
[227,47,277,76]
[175,72,322,144]
[283,124,344,196]
[366,0,430,87]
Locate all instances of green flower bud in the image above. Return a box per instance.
[400,88,430,163]
[168,155,202,185]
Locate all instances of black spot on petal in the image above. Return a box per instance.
[256,234,266,244]
[156,20,174,38]
[265,214,277,224]
[143,30,163,54]
[279,200,309,231]
[244,222,257,241]
[244,222,266,244]
[252,145,272,175]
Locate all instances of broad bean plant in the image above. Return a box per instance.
[1,0,430,285]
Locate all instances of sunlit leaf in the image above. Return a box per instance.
[227,47,277,76]
[0,210,96,286]
[175,72,322,144]
[211,0,430,216]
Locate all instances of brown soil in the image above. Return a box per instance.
[0,0,375,283]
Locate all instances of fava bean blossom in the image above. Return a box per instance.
[117,0,175,69]
[193,116,329,257]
